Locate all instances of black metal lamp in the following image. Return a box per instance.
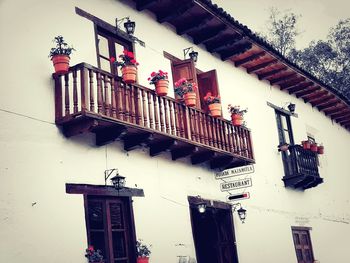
[237,207,247,223]
[288,103,296,113]
[110,174,126,190]
[232,203,247,223]
[104,169,126,190]
[116,17,136,35]
[197,202,207,213]
[183,47,199,62]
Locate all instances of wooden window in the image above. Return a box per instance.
[291,227,315,263]
[95,27,133,74]
[169,55,221,115]
[85,196,136,263]
[275,109,295,145]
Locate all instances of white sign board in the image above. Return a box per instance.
[220,178,252,191]
[215,165,254,180]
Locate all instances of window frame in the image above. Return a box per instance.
[291,226,315,263]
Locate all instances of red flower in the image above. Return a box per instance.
[88,246,94,251]
[123,49,128,55]
[127,51,134,59]
[151,71,156,77]
[130,59,137,64]
[110,57,116,63]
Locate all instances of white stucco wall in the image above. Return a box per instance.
[0,0,349,262]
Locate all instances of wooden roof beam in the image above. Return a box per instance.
[303,90,328,102]
[157,2,194,23]
[247,59,278,74]
[287,82,314,94]
[234,51,266,67]
[329,111,350,119]
[136,0,157,11]
[220,42,253,61]
[193,24,227,44]
[317,101,340,111]
[270,73,297,85]
[177,16,212,35]
[279,77,306,90]
[207,34,243,52]
[295,86,321,98]
[335,115,350,123]
[325,106,348,116]
[257,67,287,80]
[310,95,335,106]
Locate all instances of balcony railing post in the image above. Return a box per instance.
[54,75,63,121]
[80,67,88,112]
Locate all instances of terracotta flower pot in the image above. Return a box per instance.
[231,114,243,126]
[208,103,222,117]
[155,79,168,96]
[317,145,324,154]
[184,92,196,107]
[310,143,318,152]
[302,140,311,150]
[137,257,149,263]
[122,65,137,84]
[52,54,70,74]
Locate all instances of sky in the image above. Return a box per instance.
[212,0,350,49]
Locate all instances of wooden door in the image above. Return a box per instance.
[171,59,200,108]
[190,203,239,263]
[197,69,221,115]
[292,227,315,263]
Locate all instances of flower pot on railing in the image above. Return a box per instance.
[302,140,311,150]
[310,143,318,152]
[231,114,243,126]
[49,36,75,74]
[184,92,196,107]
[122,65,137,84]
[208,103,222,117]
[317,145,324,154]
[155,79,168,96]
[52,55,70,74]
[137,257,149,263]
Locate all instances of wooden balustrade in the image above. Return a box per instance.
[53,63,254,163]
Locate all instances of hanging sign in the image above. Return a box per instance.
[220,178,252,191]
[215,165,254,180]
[227,192,250,201]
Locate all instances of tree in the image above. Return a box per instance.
[261,8,301,57]
[262,9,350,99]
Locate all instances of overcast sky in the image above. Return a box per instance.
[212,0,350,49]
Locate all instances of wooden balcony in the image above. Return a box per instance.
[282,145,323,189]
[53,63,255,170]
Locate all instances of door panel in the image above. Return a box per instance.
[197,70,221,114]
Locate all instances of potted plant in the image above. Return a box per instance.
[228,105,247,126]
[111,49,139,84]
[148,70,169,96]
[310,142,318,152]
[174,78,197,107]
[49,35,75,74]
[136,239,151,263]
[301,140,311,150]
[203,92,221,117]
[317,144,324,154]
[85,246,104,263]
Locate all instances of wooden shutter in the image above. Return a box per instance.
[197,69,221,114]
[292,227,315,263]
[171,59,200,108]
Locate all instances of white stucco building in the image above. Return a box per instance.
[1,0,349,263]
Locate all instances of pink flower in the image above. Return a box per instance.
[110,57,116,63]
[151,71,156,77]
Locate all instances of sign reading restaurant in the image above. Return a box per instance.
[215,165,254,180]
[220,178,252,191]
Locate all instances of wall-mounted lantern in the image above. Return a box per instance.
[287,103,296,113]
[183,47,199,62]
[104,169,126,190]
[232,203,247,223]
[116,17,136,35]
